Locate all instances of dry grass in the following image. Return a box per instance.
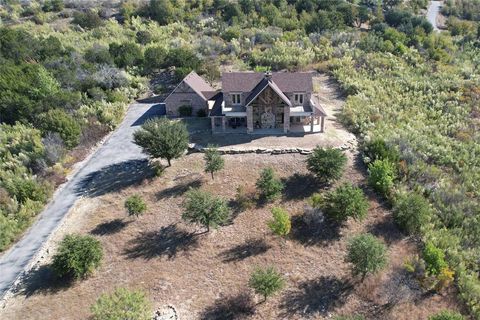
[0,152,461,320]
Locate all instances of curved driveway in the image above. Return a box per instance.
[0,101,164,298]
[427,1,443,32]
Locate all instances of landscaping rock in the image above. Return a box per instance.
[154,305,178,320]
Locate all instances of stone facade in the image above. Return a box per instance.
[164,82,208,116]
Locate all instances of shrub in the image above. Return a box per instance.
[182,189,230,232]
[109,42,144,69]
[322,183,369,223]
[133,118,189,166]
[72,10,103,29]
[428,310,465,320]
[367,159,396,198]
[249,267,285,302]
[178,105,193,117]
[196,109,207,117]
[234,186,255,211]
[362,138,399,163]
[256,168,284,201]
[124,195,146,217]
[307,147,347,184]
[346,233,387,280]
[42,0,64,12]
[393,191,431,235]
[91,288,151,320]
[143,46,167,74]
[38,109,81,149]
[85,44,113,65]
[204,146,224,180]
[423,242,447,276]
[52,234,103,279]
[268,207,291,237]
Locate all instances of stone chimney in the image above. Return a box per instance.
[264,71,272,79]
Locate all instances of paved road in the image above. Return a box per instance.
[427,1,443,32]
[0,101,165,298]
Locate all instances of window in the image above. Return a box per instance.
[294,93,304,105]
[231,93,241,105]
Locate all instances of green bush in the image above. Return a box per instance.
[109,42,144,69]
[143,46,167,73]
[423,242,447,276]
[178,105,193,117]
[249,267,285,302]
[367,159,396,198]
[346,233,387,280]
[182,189,230,232]
[428,310,465,320]
[52,234,103,279]
[72,10,103,29]
[124,195,147,217]
[268,207,291,237]
[133,118,189,166]
[393,191,431,235]
[307,147,347,184]
[38,109,81,149]
[322,183,369,223]
[204,146,224,180]
[91,288,151,320]
[363,138,399,163]
[256,168,284,201]
[196,109,207,117]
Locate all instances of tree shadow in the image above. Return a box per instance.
[289,215,341,247]
[13,265,73,297]
[155,178,203,200]
[367,217,404,245]
[281,173,323,201]
[219,238,271,263]
[200,292,255,320]
[280,276,353,317]
[76,159,155,198]
[123,224,199,260]
[90,218,131,236]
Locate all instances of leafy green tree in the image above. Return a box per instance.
[204,146,224,180]
[393,191,431,235]
[428,310,465,320]
[346,233,387,280]
[182,189,230,232]
[249,267,285,302]
[143,46,167,73]
[166,47,202,71]
[149,0,176,25]
[367,159,396,198]
[38,109,81,149]
[268,207,291,237]
[42,0,64,12]
[322,183,369,223]
[363,138,399,163]
[423,242,447,276]
[307,147,347,184]
[91,288,151,320]
[133,118,189,166]
[52,234,103,279]
[124,195,147,217]
[72,10,103,29]
[109,42,144,69]
[256,167,284,201]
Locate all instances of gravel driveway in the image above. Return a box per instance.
[427,1,443,32]
[0,101,165,298]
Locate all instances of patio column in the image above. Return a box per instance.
[222,117,226,132]
[283,105,290,133]
[210,117,215,132]
[310,114,314,133]
[321,116,325,133]
[247,105,253,133]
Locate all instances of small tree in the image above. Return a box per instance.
[268,207,291,238]
[249,267,285,302]
[428,310,465,320]
[393,191,431,235]
[182,189,230,232]
[204,146,224,180]
[368,159,396,198]
[133,118,189,166]
[423,242,447,276]
[307,147,347,184]
[91,288,151,320]
[124,195,147,217]
[256,167,284,201]
[322,183,369,223]
[346,233,387,280]
[52,234,103,279]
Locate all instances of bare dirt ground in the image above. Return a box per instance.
[0,152,461,320]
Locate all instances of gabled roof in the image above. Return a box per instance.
[222,72,313,93]
[311,95,328,117]
[244,78,292,107]
[167,71,215,101]
[209,92,223,117]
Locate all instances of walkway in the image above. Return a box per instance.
[427,1,443,32]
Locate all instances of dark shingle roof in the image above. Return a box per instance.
[209,92,224,117]
[244,78,292,107]
[222,72,313,93]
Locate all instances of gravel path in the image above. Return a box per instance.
[0,101,164,299]
[427,1,443,32]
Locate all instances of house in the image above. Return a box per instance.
[166,71,327,133]
[164,71,217,116]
